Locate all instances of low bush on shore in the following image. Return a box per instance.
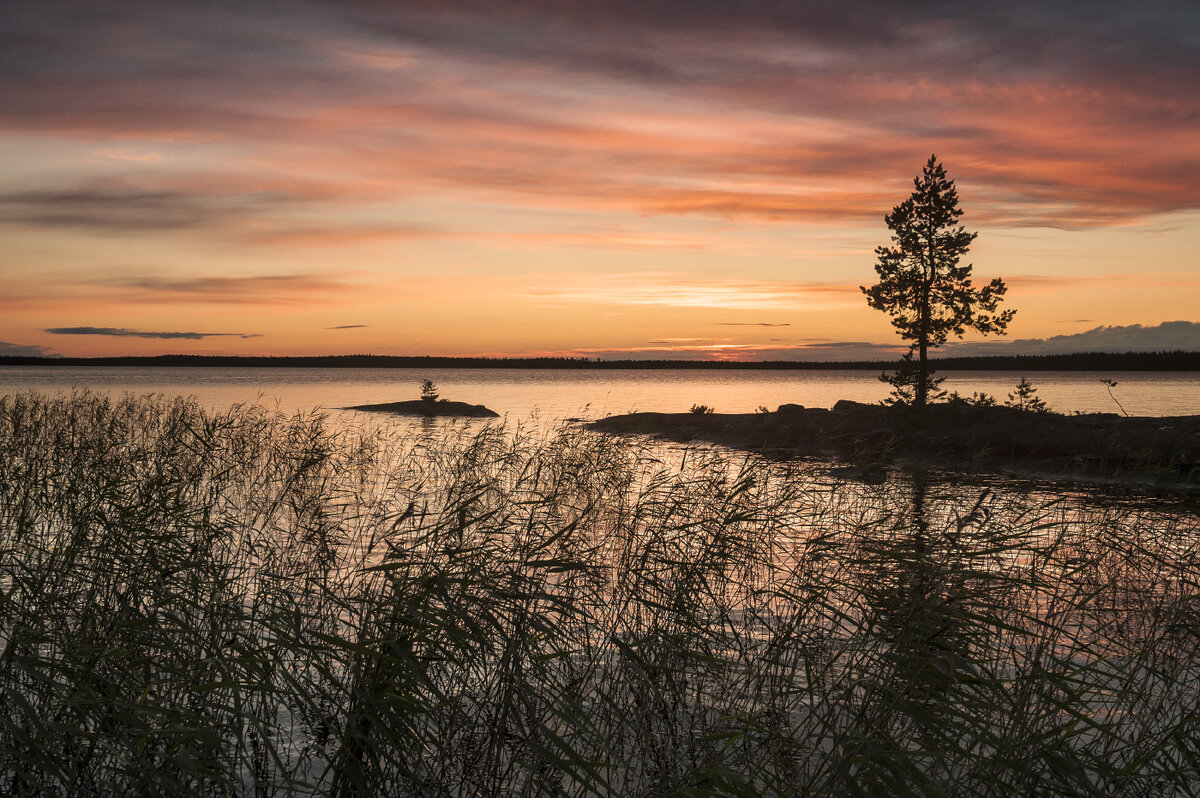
[1,392,1198,796]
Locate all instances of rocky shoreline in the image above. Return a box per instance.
[588,401,1200,489]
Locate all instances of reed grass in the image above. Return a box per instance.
[0,391,1197,796]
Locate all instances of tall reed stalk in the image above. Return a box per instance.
[0,392,1196,796]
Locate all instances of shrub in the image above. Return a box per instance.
[688,403,714,414]
[947,390,997,407]
[880,350,946,406]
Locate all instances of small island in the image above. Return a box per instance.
[343,378,499,418]
[344,399,499,418]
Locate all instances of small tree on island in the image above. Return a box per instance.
[419,378,439,403]
[862,156,1015,407]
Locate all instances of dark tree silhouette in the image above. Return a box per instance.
[419,378,439,403]
[862,156,1014,406]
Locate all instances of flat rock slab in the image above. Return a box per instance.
[344,399,499,418]
[588,403,1200,489]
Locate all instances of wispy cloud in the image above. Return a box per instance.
[1,269,401,315]
[525,340,907,362]
[0,340,57,357]
[0,188,241,232]
[327,324,368,329]
[118,274,372,305]
[0,177,374,238]
[521,274,859,310]
[714,322,791,327]
[645,337,722,345]
[45,327,261,340]
[241,224,438,247]
[1002,272,1200,294]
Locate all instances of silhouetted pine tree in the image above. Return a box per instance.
[862,156,1014,406]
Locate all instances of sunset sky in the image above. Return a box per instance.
[2,1,1198,360]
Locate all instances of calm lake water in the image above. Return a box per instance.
[2,365,1199,419]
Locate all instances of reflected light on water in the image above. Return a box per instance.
[2,366,1199,420]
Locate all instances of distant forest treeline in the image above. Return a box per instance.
[3,351,1200,370]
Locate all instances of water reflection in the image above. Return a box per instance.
[3,365,1200,417]
[851,471,982,758]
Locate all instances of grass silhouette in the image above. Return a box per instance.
[1,391,1197,795]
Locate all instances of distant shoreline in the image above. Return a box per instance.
[3,351,1200,371]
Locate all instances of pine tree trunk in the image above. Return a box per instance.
[917,338,928,407]
[917,277,930,408]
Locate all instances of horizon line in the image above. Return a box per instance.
[3,351,1200,371]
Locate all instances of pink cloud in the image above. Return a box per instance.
[3,2,1197,233]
